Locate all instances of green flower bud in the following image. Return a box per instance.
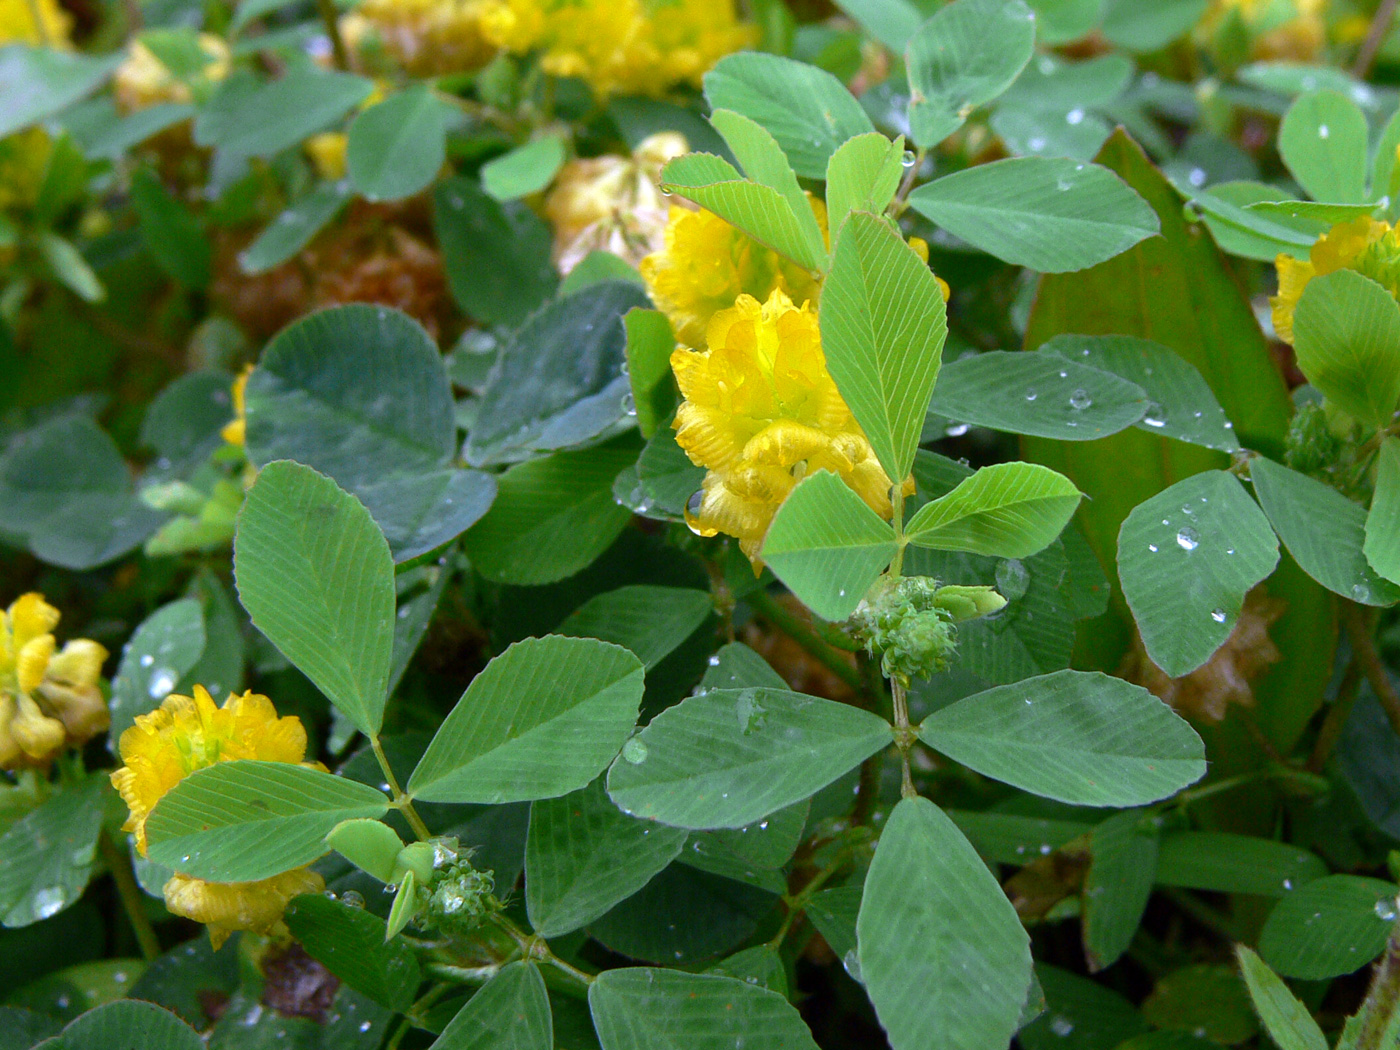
[846,576,1005,683]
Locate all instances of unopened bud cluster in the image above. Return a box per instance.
[847,576,1006,684]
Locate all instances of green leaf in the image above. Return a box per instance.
[908,157,1159,272]
[1083,809,1159,971]
[1040,335,1242,452]
[825,133,905,246]
[107,598,206,745]
[1177,187,1318,260]
[1292,269,1400,429]
[831,0,922,50]
[1019,964,1151,1050]
[1258,875,1399,979]
[556,586,712,670]
[433,962,552,1050]
[463,281,649,466]
[918,669,1206,805]
[660,154,828,272]
[36,231,104,302]
[347,86,448,202]
[1155,832,1327,897]
[239,180,352,274]
[927,350,1148,440]
[0,414,164,570]
[194,67,372,158]
[325,818,403,883]
[37,1000,203,1050]
[461,442,636,585]
[760,471,897,621]
[480,134,566,202]
[408,636,644,804]
[685,801,809,876]
[606,686,892,829]
[525,777,687,937]
[589,968,819,1050]
[0,776,105,928]
[857,796,1032,1050]
[946,809,1093,864]
[632,427,704,519]
[130,168,210,290]
[624,308,677,441]
[820,210,948,482]
[72,101,192,161]
[283,895,421,1011]
[702,52,875,179]
[709,109,826,260]
[1278,90,1369,204]
[559,250,643,296]
[144,760,390,881]
[434,176,558,328]
[1235,947,1329,1050]
[1251,456,1400,606]
[234,461,396,735]
[0,45,118,139]
[1366,438,1400,584]
[1100,0,1206,51]
[1117,470,1279,677]
[905,0,1037,147]
[906,462,1082,557]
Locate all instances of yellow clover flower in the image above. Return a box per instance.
[0,594,108,769]
[1271,216,1400,344]
[113,33,231,114]
[1197,0,1326,62]
[0,0,70,46]
[545,132,688,274]
[221,365,252,447]
[673,289,911,565]
[345,0,496,76]
[642,200,828,351]
[480,0,754,99]
[111,685,323,947]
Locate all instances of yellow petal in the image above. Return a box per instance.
[11,693,65,760]
[45,638,108,689]
[15,634,54,694]
[9,593,60,650]
[163,867,325,949]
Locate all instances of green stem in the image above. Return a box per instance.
[1308,657,1362,773]
[1353,0,1400,79]
[1342,600,1400,740]
[1352,915,1400,1049]
[488,913,595,986]
[314,0,350,70]
[889,485,906,579]
[746,589,863,692]
[891,678,915,799]
[767,843,861,949]
[371,735,433,841]
[99,830,160,962]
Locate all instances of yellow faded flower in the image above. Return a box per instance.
[545,132,688,274]
[350,0,496,75]
[0,0,70,46]
[163,868,324,949]
[673,289,910,565]
[221,365,252,446]
[0,594,108,769]
[110,685,321,948]
[642,200,828,350]
[304,133,348,181]
[113,33,231,113]
[1198,0,1325,62]
[1271,216,1400,344]
[481,0,754,99]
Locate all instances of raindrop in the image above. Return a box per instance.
[1025,389,1038,402]
[359,1021,374,1033]
[1318,124,1330,139]
[1353,582,1373,603]
[620,391,636,417]
[901,149,917,169]
[1068,389,1092,411]
[1065,108,1085,126]
[1028,136,1047,151]
[1210,609,1227,623]
[945,423,970,437]
[1142,401,1168,428]
[1176,527,1199,551]
[1376,897,1398,921]
[139,653,155,668]
[996,558,1030,601]
[1188,167,1207,187]
[1283,878,1294,891]
[147,668,177,699]
[1039,843,1052,855]
[707,654,721,667]
[621,738,648,764]
[31,886,64,920]
[1050,1016,1075,1038]
[842,949,863,982]
[1147,544,1158,553]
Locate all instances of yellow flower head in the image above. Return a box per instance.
[673,289,909,564]
[110,685,309,855]
[0,594,108,769]
[1271,216,1400,344]
[113,33,231,113]
[545,132,688,274]
[221,365,253,447]
[349,0,496,75]
[162,868,324,949]
[642,200,828,350]
[110,685,319,948]
[0,128,55,214]
[1199,0,1325,61]
[0,0,70,46]
[304,132,349,181]
[480,0,754,99]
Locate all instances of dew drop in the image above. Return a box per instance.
[1050,1016,1075,1038]
[1068,389,1092,411]
[1210,608,1227,623]
[842,949,863,982]
[360,1021,373,1033]
[31,886,64,920]
[707,654,721,667]
[1376,897,1398,921]
[1142,401,1168,428]
[901,149,917,169]
[139,653,155,668]
[945,422,970,437]
[1176,527,1199,551]
[1353,582,1373,603]
[620,390,636,417]
[1188,167,1207,187]
[1065,108,1084,126]
[1147,544,1158,553]
[1283,878,1294,890]
[621,738,648,764]
[1318,124,1330,139]
[147,668,177,699]
[1025,389,1038,401]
